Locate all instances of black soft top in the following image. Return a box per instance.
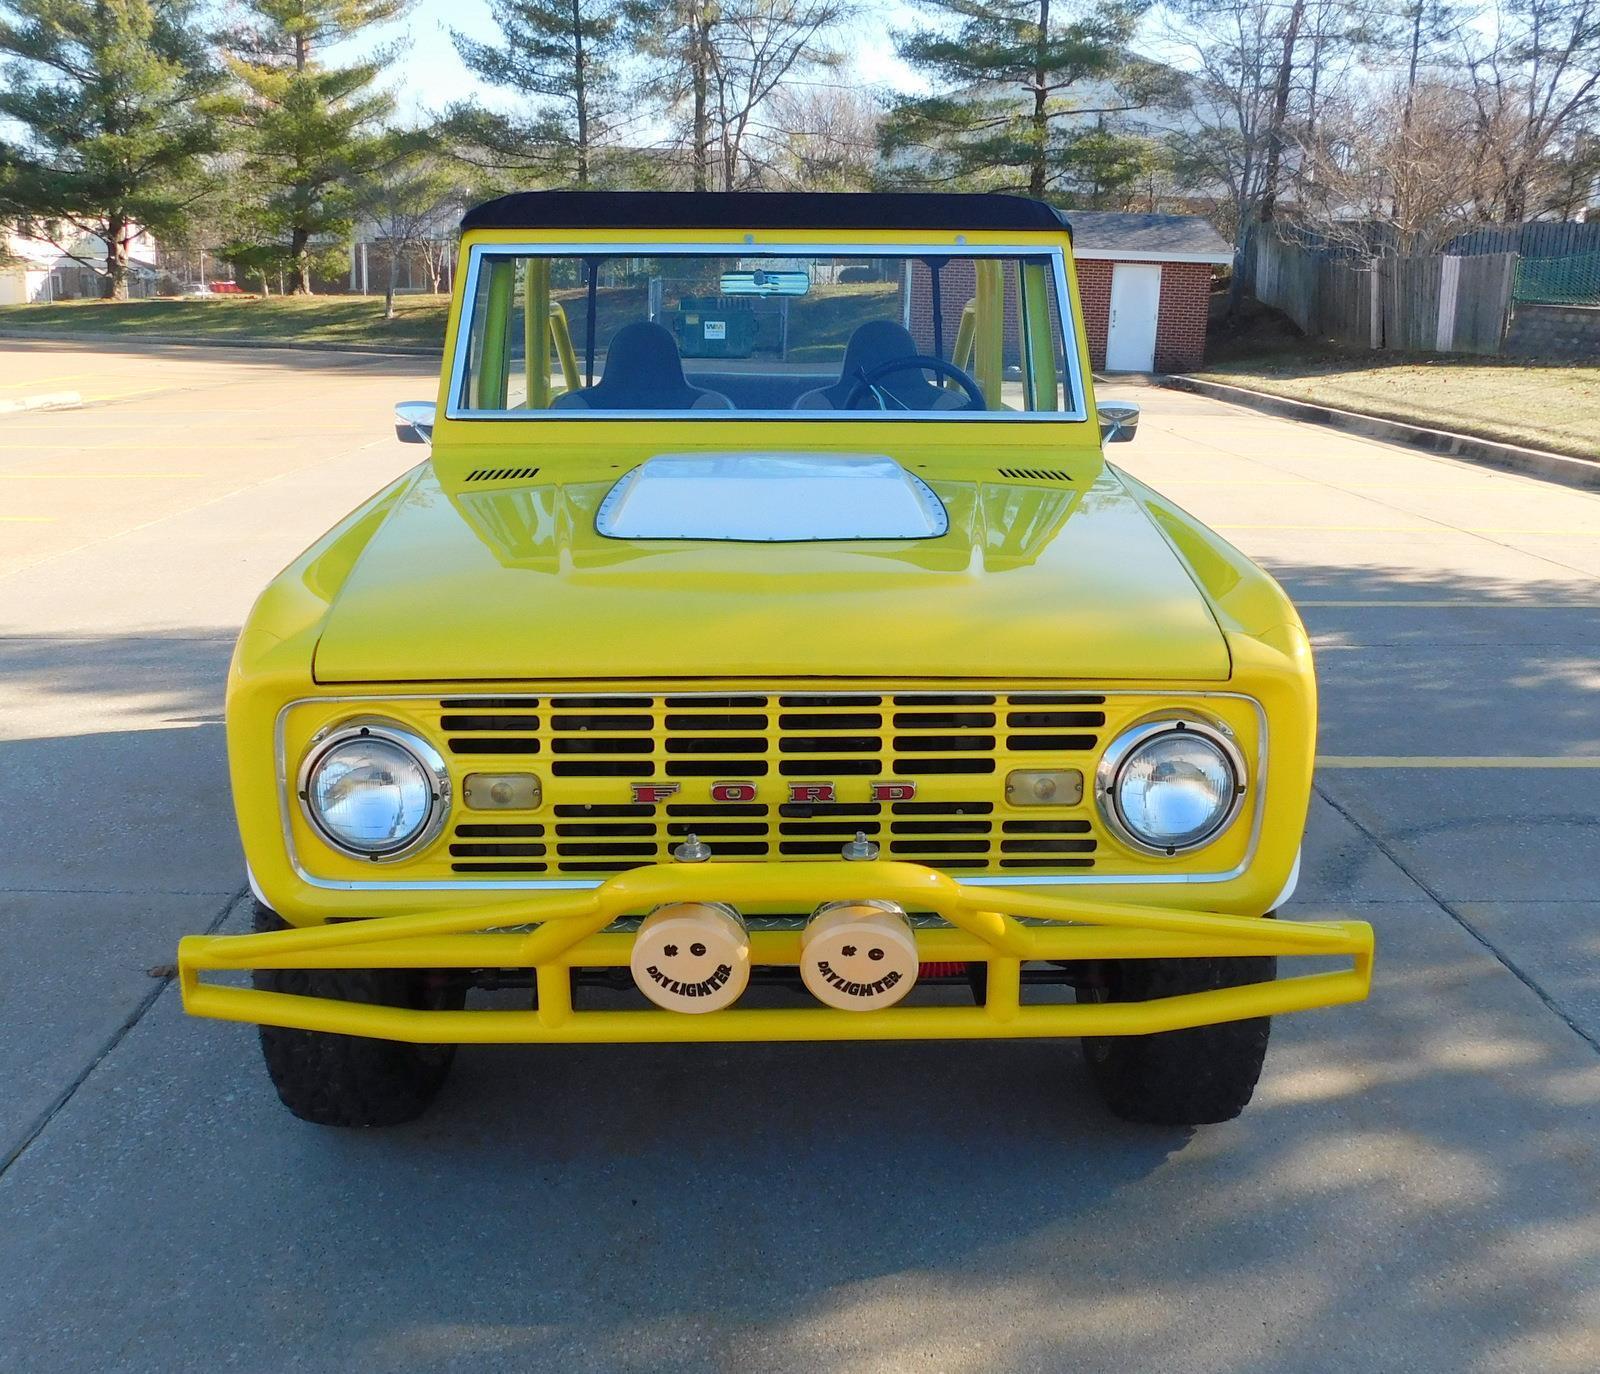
[459,190,1072,236]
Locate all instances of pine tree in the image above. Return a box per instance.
[445,0,629,188]
[224,0,408,293]
[880,0,1168,205]
[0,0,224,298]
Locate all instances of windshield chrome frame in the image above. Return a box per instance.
[443,240,1089,425]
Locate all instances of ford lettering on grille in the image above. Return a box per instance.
[631,781,919,804]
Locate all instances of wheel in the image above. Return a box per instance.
[251,903,463,1127]
[1079,954,1275,1126]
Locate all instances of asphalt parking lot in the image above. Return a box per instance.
[2,339,1598,1373]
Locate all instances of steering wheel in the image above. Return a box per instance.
[841,355,988,412]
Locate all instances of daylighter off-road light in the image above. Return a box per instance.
[630,902,751,1013]
[800,900,918,1011]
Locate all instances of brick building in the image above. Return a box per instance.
[1068,212,1232,373]
[903,212,1232,376]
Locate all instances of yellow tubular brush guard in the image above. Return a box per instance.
[180,861,1373,1044]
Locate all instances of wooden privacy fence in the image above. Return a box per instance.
[1255,235,1516,355]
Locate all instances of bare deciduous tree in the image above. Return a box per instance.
[358,146,467,316]
[755,84,880,188]
[1296,78,1482,253]
[645,0,852,190]
[1161,0,1285,306]
[1460,0,1600,222]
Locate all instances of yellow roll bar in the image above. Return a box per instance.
[475,258,515,408]
[973,259,1005,407]
[550,303,579,394]
[1019,260,1059,410]
[946,300,977,386]
[522,258,551,409]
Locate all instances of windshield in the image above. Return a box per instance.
[451,250,1077,419]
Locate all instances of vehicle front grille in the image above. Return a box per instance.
[436,691,1105,876]
[280,687,1263,884]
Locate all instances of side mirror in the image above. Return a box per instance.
[394,401,436,445]
[1098,399,1140,444]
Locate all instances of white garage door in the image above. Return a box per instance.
[1105,263,1162,372]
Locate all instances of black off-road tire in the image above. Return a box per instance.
[252,903,463,1127]
[1079,955,1275,1126]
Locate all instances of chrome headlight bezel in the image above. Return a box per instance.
[1094,716,1248,857]
[296,719,451,862]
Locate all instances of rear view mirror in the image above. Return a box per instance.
[395,401,436,444]
[1098,400,1140,444]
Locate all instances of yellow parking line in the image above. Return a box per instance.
[0,373,91,393]
[1155,479,1506,489]
[1221,525,1600,535]
[1319,756,1600,769]
[1297,599,1600,608]
[71,384,178,403]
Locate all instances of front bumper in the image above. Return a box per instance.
[178,861,1372,1043]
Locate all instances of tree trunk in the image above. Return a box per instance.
[572,0,590,186]
[385,241,399,320]
[103,212,130,301]
[1029,0,1050,199]
[291,227,313,294]
[1402,1,1423,133]
[1258,0,1306,225]
[691,0,710,192]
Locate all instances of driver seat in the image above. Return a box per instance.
[793,320,970,411]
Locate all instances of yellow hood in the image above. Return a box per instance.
[310,463,1229,684]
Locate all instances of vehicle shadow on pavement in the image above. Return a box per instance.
[0,630,240,893]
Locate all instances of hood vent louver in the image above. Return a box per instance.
[996,467,1071,482]
[465,466,541,482]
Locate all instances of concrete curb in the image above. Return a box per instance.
[0,328,439,359]
[1162,373,1600,492]
[0,389,82,415]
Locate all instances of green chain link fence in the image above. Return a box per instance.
[1513,252,1600,306]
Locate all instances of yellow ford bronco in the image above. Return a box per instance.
[178,190,1372,1128]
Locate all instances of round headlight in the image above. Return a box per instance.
[298,723,450,860]
[1096,719,1245,855]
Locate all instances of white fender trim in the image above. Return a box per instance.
[1269,848,1302,912]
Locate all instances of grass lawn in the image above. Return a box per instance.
[0,294,450,349]
[1195,341,1600,461]
[0,281,900,361]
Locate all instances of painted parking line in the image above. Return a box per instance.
[0,372,92,392]
[1319,756,1600,769]
[0,515,56,523]
[1221,524,1600,535]
[1296,599,1600,608]
[70,383,190,404]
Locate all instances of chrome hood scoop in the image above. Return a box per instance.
[595,452,948,541]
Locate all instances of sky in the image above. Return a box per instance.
[370,0,923,126]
